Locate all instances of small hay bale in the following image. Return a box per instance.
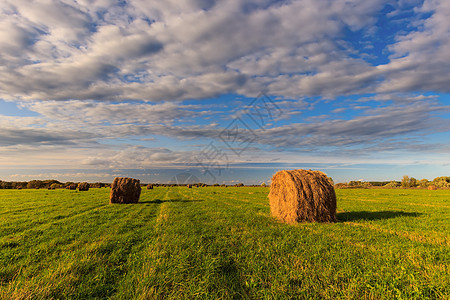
[110,177,141,204]
[78,182,90,191]
[146,184,153,190]
[187,184,192,188]
[268,169,336,223]
[428,185,437,190]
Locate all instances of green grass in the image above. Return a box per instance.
[0,187,448,299]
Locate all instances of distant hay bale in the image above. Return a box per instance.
[187,184,192,188]
[110,177,141,204]
[428,185,437,190]
[268,169,336,223]
[146,184,153,190]
[66,184,77,190]
[78,182,90,191]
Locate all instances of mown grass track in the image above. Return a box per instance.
[0,187,448,299]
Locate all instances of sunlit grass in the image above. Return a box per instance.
[0,187,448,299]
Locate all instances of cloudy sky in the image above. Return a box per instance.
[0,0,449,184]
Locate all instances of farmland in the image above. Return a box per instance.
[0,187,449,299]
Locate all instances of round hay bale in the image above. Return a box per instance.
[110,177,141,204]
[146,184,153,190]
[428,185,437,190]
[187,184,192,188]
[268,169,336,223]
[78,182,90,191]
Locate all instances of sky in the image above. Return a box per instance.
[0,0,449,185]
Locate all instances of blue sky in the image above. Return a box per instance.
[0,0,449,184]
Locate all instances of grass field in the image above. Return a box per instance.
[0,187,448,299]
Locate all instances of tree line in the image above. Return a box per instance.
[1,176,448,190]
[0,180,109,190]
[335,176,450,189]
[0,180,250,189]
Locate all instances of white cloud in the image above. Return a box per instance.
[0,0,395,101]
[21,100,210,126]
[4,93,446,153]
[377,0,450,93]
[2,0,448,101]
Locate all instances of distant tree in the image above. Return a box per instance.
[334,183,345,189]
[90,182,105,188]
[0,181,12,189]
[384,181,400,188]
[368,181,391,187]
[417,179,430,188]
[42,180,61,189]
[11,182,27,189]
[401,176,409,187]
[432,176,450,188]
[347,181,370,188]
[401,175,417,188]
[27,180,44,189]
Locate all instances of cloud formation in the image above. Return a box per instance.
[1,0,449,101]
[6,95,447,155]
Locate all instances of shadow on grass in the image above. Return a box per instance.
[337,210,421,222]
[216,256,251,298]
[139,199,204,204]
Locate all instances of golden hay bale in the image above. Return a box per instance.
[428,185,437,190]
[146,184,153,190]
[66,184,77,190]
[78,182,90,191]
[110,177,141,204]
[268,169,336,223]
